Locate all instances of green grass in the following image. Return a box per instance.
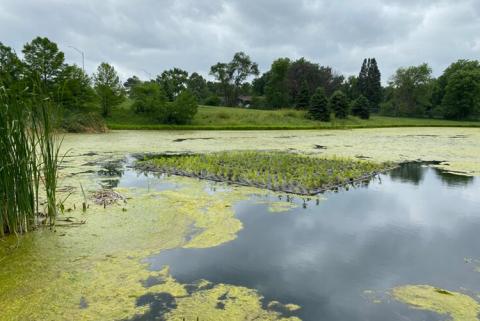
[138,151,391,195]
[107,101,480,130]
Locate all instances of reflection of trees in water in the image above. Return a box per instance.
[97,160,125,189]
[433,168,474,187]
[389,163,425,185]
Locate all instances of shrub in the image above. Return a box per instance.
[329,90,349,119]
[308,87,330,121]
[204,95,221,106]
[131,82,167,115]
[164,90,198,124]
[351,95,370,119]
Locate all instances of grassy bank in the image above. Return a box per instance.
[138,151,391,195]
[106,102,480,130]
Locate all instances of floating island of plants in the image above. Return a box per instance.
[137,151,393,195]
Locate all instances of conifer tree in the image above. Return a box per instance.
[309,87,330,121]
[357,58,382,113]
[329,90,349,119]
[296,80,310,109]
[351,95,370,119]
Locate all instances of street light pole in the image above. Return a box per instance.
[68,45,85,72]
[140,69,153,80]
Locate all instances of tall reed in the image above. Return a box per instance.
[0,88,61,236]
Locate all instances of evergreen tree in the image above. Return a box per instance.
[358,59,368,98]
[351,95,370,119]
[296,80,310,109]
[309,87,330,121]
[329,90,349,119]
[369,58,382,112]
[358,58,382,113]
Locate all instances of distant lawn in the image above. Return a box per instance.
[106,100,480,130]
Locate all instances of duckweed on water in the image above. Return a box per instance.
[0,169,302,321]
[139,151,390,195]
[392,285,480,321]
[61,128,480,176]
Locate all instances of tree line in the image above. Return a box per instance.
[1,36,479,127]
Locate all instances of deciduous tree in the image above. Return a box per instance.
[93,63,124,117]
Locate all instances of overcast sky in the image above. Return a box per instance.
[1,0,479,82]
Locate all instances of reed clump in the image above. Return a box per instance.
[0,89,62,236]
[139,151,391,195]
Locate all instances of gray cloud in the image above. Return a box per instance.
[0,0,479,81]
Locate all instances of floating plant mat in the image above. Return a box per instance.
[137,151,391,195]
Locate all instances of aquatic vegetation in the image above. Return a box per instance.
[60,128,480,176]
[0,165,301,321]
[139,151,389,195]
[392,285,480,321]
[0,90,61,235]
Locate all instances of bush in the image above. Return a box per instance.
[251,96,267,109]
[204,95,221,106]
[164,90,198,124]
[61,112,107,133]
[131,82,167,115]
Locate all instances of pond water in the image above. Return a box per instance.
[110,161,480,321]
[2,129,480,321]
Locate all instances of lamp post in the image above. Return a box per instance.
[140,69,153,80]
[68,45,85,72]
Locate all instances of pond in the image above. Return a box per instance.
[1,129,480,321]
[122,161,480,321]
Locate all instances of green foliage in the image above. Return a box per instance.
[187,72,209,103]
[93,62,125,117]
[22,37,65,88]
[131,81,167,115]
[164,90,198,124]
[441,69,480,120]
[251,96,267,109]
[434,60,480,120]
[329,90,349,119]
[265,58,290,108]
[296,80,310,109]
[204,95,221,106]
[358,58,382,112]
[0,89,61,235]
[343,76,360,102]
[252,72,269,96]
[0,42,24,90]
[123,75,141,96]
[387,63,434,117]
[157,68,189,101]
[209,52,259,106]
[309,87,330,121]
[55,65,96,111]
[143,151,389,195]
[286,58,344,104]
[351,95,370,119]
